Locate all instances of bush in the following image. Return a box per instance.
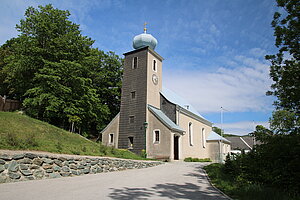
[184,157,211,162]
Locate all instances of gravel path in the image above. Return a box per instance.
[0,161,229,200]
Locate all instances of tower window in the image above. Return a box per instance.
[153,59,157,72]
[109,133,114,144]
[128,136,134,149]
[189,122,193,146]
[153,130,160,143]
[131,91,136,99]
[132,57,138,69]
[129,116,135,123]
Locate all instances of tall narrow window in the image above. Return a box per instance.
[153,59,157,72]
[131,91,136,99]
[109,133,114,144]
[132,57,138,69]
[129,116,135,123]
[202,128,206,148]
[128,136,134,148]
[189,122,193,146]
[153,130,160,143]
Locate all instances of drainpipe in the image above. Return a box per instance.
[143,122,148,157]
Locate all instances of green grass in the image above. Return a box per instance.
[204,163,299,200]
[0,111,145,160]
[184,157,211,162]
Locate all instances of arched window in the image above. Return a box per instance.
[189,122,193,146]
[202,128,206,148]
[132,57,138,69]
[153,59,157,72]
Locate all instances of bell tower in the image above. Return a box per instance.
[118,25,163,154]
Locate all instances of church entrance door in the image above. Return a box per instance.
[174,135,179,160]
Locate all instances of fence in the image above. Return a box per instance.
[0,95,21,111]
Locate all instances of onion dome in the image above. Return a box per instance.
[133,23,158,50]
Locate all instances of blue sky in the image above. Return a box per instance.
[0,0,279,135]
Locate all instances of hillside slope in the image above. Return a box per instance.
[0,112,143,159]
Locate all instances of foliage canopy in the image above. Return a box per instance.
[0,4,123,138]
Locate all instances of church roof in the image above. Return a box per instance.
[148,105,185,133]
[207,131,231,143]
[161,87,212,126]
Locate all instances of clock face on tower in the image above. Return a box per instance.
[152,74,158,85]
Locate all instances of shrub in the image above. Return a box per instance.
[184,157,211,162]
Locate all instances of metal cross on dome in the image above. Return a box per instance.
[144,22,147,33]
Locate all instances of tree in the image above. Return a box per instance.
[0,4,123,137]
[265,0,300,116]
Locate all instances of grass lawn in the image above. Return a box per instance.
[0,111,145,160]
[204,163,298,200]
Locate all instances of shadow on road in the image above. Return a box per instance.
[108,164,227,200]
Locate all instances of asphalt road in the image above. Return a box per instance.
[0,162,229,200]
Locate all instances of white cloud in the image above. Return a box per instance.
[163,54,274,113]
[214,121,269,136]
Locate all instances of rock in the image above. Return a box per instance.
[54,159,63,167]
[25,176,35,180]
[62,166,70,172]
[53,166,61,172]
[77,165,85,169]
[71,170,79,176]
[0,175,8,183]
[8,161,19,172]
[8,172,21,179]
[33,170,44,179]
[20,170,33,176]
[42,158,54,165]
[25,153,37,159]
[91,160,98,165]
[60,172,70,177]
[12,154,25,160]
[81,168,90,174]
[49,172,61,179]
[0,165,5,173]
[33,158,43,166]
[0,159,6,165]
[46,169,53,173]
[0,154,12,161]
[42,164,53,170]
[18,158,32,164]
[85,159,91,163]
[68,159,75,164]
[30,165,39,170]
[58,157,67,161]
[69,164,77,170]
[19,164,28,170]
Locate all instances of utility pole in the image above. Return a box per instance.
[220,107,223,163]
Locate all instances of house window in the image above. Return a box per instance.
[109,133,114,144]
[128,136,134,149]
[132,57,138,69]
[153,59,157,72]
[189,122,193,146]
[202,128,206,148]
[129,116,135,123]
[131,91,136,99]
[153,129,160,143]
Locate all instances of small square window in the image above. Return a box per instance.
[132,57,138,69]
[129,116,135,123]
[131,91,136,99]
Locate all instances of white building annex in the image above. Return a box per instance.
[101,26,230,162]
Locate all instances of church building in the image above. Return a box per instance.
[101,26,230,162]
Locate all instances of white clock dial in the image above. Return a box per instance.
[152,74,158,85]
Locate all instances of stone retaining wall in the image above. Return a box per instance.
[0,152,163,183]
